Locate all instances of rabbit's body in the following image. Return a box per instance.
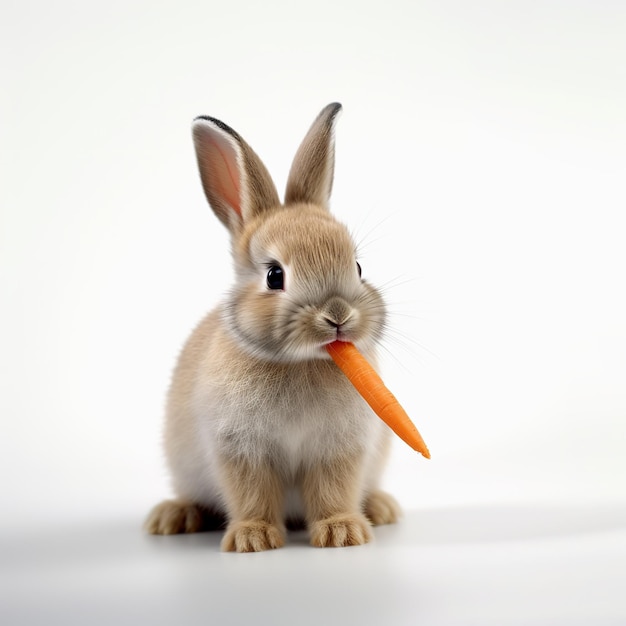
[165,305,389,520]
[145,104,401,551]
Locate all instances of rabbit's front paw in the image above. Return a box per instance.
[310,513,373,548]
[221,520,286,552]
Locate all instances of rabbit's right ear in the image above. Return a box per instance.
[192,117,280,234]
[285,102,342,210]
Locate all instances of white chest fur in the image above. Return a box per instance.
[191,358,379,475]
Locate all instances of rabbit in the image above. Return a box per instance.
[144,102,401,552]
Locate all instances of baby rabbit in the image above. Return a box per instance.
[145,103,401,551]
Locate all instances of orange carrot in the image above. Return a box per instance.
[326,341,431,459]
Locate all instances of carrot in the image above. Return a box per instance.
[326,341,431,459]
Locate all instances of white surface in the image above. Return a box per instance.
[3,507,626,625]
[2,1,626,624]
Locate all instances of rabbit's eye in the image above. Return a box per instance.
[266,265,284,290]
[356,262,362,278]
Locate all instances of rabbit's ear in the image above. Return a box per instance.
[192,116,280,233]
[285,102,342,210]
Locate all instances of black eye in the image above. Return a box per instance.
[356,262,362,278]
[266,265,284,290]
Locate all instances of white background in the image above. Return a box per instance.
[2,1,625,624]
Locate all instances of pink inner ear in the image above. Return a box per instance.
[209,132,242,219]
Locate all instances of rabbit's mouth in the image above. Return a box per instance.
[323,329,351,345]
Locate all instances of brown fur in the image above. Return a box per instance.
[145,104,402,552]
[144,500,225,535]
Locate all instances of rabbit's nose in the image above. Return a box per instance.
[322,297,354,329]
[323,316,343,330]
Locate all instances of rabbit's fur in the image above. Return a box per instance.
[145,103,401,551]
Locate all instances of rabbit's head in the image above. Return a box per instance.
[192,103,386,363]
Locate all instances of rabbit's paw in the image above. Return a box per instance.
[310,513,373,548]
[221,520,286,553]
[144,499,205,535]
[364,490,402,526]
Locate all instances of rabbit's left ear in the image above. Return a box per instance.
[284,102,342,210]
[192,116,280,234]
